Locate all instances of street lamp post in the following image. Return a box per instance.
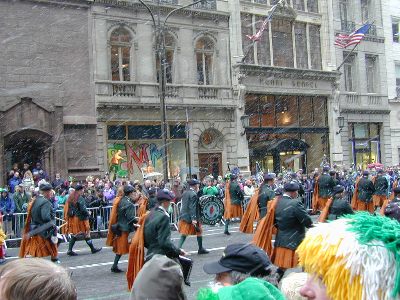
[136,0,208,182]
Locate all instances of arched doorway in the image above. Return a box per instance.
[198,128,224,180]
[4,129,52,175]
[251,138,309,173]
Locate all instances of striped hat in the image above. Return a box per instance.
[297,212,400,300]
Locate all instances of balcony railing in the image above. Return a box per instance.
[340,93,388,110]
[367,95,381,105]
[192,0,216,10]
[345,93,361,105]
[396,86,400,99]
[153,0,178,4]
[341,20,356,33]
[165,85,179,98]
[198,86,218,99]
[112,82,136,97]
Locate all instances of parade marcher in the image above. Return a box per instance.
[127,188,185,290]
[63,185,102,256]
[351,170,375,213]
[258,174,275,219]
[318,185,353,223]
[383,187,400,222]
[146,187,158,210]
[373,169,388,209]
[107,185,137,273]
[178,179,209,254]
[312,166,335,213]
[257,182,312,272]
[223,174,244,235]
[297,213,400,300]
[19,183,59,263]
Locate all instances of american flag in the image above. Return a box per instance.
[246,0,282,41]
[334,23,371,48]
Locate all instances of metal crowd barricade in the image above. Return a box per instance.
[303,191,313,211]
[169,201,181,231]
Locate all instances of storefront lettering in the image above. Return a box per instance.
[262,79,283,86]
[291,80,318,89]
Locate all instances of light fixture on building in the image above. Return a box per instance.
[336,116,345,134]
[240,114,250,136]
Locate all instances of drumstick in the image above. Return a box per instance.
[57,222,68,229]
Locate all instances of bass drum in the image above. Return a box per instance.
[198,195,224,225]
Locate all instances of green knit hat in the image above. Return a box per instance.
[197,278,286,300]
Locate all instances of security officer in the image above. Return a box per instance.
[19,183,59,263]
[178,179,209,254]
[224,174,244,235]
[144,189,185,261]
[109,185,137,273]
[273,182,312,271]
[64,184,102,256]
[258,174,275,218]
[319,185,353,222]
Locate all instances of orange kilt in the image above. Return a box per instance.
[66,217,90,236]
[354,200,375,213]
[316,197,329,211]
[224,204,243,219]
[22,235,58,258]
[373,195,387,207]
[178,220,202,236]
[112,231,130,255]
[272,247,298,269]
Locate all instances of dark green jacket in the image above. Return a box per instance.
[258,184,275,218]
[144,207,181,260]
[274,195,312,250]
[13,192,29,213]
[180,189,199,223]
[69,196,90,221]
[374,176,388,195]
[30,195,55,238]
[117,196,136,232]
[328,196,354,220]
[357,177,375,202]
[318,174,335,198]
[229,181,244,205]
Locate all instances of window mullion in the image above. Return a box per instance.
[118,47,123,81]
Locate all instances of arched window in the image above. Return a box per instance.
[195,37,214,85]
[156,32,176,83]
[110,27,132,81]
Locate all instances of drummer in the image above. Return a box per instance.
[178,179,209,254]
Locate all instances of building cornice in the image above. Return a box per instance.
[26,0,91,8]
[235,64,341,82]
[93,0,230,22]
[340,108,391,114]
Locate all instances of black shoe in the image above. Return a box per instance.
[224,231,231,236]
[51,258,61,264]
[91,247,102,254]
[67,251,78,256]
[184,280,191,287]
[111,266,123,273]
[198,248,210,255]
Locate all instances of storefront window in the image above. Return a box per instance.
[313,97,327,126]
[106,123,188,181]
[276,96,298,126]
[299,97,313,126]
[350,123,381,169]
[260,95,275,127]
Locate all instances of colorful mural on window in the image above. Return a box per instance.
[107,140,187,181]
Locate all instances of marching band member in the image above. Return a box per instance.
[19,183,59,263]
[178,179,209,254]
[318,185,353,223]
[351,170,375,213]
[373,169,388,210]
[223,174,244,235]
[312,166,335,213]
[63,185,102,256]
[107,185,137,273]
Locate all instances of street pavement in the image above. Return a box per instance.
[5,223,252,300]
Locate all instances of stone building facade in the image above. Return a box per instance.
[0,0,97,185]
[383,0,400,165]
[329,0,391,169]
[229,0,340,174]
[92,0,240,181]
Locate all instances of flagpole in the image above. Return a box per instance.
[336,43,359,71]
[336,21,375,71]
